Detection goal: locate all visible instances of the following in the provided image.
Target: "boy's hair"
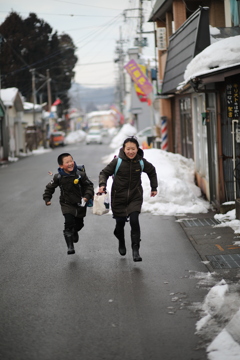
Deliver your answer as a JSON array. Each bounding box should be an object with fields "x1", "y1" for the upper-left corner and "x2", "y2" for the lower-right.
[
  {"x1": 57, "y1": 153, "x2": 72, "y2": 165},
  {"x1": 123, "y1": 136, "x2": 140, "y2": 149}
]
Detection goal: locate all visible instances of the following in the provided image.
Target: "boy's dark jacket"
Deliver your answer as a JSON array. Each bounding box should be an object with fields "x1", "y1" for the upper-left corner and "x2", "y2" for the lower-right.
[
  {"x1": 43, "y1": 163, "x2": 94, "y2": 218},
  {"x1": 99, "y1": 147, "x2": 158, "y2": 218}
]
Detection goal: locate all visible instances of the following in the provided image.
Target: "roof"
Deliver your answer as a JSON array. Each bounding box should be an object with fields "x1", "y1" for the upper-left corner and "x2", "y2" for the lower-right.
[
  {"x1": 192, "y1": 63, "x2": 240, "y2": 85},
  {"x1": 161, "y1": 7, "x2": 210, "y2": 94},
  {"x1": 183, "y1": 35, "x2": 240, "y2": 85},
  {"x1": 24, "y1": 102, "x2": 42, "y2": 113},
  {"x1": 0, "y1": 87, "x2": 24, "y2": 111},
  {"x1": 148, "y1": 0, "x2": 172, "y2": 22}
]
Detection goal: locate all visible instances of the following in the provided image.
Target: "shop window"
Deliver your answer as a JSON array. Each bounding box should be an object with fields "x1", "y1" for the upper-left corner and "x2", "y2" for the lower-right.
[{"x1": 179, "y1": 97, "x2": 193, "y2": 159}]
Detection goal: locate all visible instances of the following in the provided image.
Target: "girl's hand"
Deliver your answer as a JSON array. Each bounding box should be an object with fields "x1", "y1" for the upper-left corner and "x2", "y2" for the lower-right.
[
  {"x1": 98, "y1": 186, "x2": 105, "y2": 194},
  {"x1": 46, "y1": 201, "x2": 51, "y2": 206},
  {"x1": 150, "y1": 191, "x2": 157, "y2": 197}
]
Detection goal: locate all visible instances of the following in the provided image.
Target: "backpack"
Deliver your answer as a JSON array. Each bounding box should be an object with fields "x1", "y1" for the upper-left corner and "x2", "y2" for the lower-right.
[
  {"x1": 114, "y1": 157, "x2": 144, "y2": 177},
  {"x1": 57, "y1": 165, "x2": 85, "y2": 182}
]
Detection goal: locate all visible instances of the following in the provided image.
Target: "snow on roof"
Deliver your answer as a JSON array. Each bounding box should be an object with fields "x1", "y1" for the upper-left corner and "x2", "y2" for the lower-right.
[
  {"x1": 0, "y1": 87, "x2": 20, "y2": 106},
  {"x1": 24, "y1": 102, "x2": 42, "y2": 111},
  {"x1": 183, "y1": 35, "x2": 240, "y2": 84},
  {"x1": 86, "y1": 110, "x2": 116, "y2": 119}
]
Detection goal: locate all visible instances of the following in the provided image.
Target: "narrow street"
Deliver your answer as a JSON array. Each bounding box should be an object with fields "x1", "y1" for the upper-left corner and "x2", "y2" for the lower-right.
[{"x1": 0, "y1": 141, "x2": 209, "y2": 360}]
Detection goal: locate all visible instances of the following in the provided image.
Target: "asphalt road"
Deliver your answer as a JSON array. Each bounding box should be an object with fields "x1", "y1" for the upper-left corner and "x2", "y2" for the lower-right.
[{"x1": 0, "y1": 139, "x2": 209, "y2": 360}]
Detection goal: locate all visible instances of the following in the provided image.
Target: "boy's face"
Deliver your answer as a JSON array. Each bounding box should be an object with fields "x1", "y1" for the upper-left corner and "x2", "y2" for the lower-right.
[{"x1": 60, "y1": 155, "x2": 74, "y2": 173}]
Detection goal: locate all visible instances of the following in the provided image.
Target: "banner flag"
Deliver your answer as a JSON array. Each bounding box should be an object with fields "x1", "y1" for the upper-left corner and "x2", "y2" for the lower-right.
[
  {"x1": 124, "y1": 59, "x2": 153, "y2": 96},
  {"x1": 52, "y1": 98, "x2": 62, "y2": 106},
  {"x1": 134, "y1": 64, "x2": 148, "y2": 102}
]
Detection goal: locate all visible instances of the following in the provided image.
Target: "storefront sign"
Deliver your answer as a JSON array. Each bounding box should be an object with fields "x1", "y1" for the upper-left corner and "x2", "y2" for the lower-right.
[{"x1": 226, "y1": 83, "x2": 239, "y2": 118}]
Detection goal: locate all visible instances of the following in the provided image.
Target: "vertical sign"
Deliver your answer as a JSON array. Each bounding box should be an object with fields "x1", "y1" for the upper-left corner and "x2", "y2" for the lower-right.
[
  {"x1": 233, "y1": 83, "x2": 239, "y2": 119},
  {"x1": 226, "y1": 83, "x2": 239, "y2": 118}
]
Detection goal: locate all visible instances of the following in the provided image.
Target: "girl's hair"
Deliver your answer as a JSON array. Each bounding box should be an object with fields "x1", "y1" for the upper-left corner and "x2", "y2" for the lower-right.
[
  {"x1": 57, "y1": 153, "x2": 72, "y2": 165},
  {"x1": 123, "y1": 136, "x2": 139, "y2": 149}
]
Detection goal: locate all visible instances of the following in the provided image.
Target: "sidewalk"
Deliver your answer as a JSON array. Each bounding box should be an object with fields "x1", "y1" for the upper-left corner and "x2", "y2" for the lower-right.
[{"x1": 176, "y1": 210, "x2": 240, "y2": 280}]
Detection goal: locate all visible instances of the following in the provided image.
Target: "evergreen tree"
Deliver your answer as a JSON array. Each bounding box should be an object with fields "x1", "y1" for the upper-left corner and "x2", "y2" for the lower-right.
[{"x1": 0, "y1": 11, "x2": 78, "y2": 112}]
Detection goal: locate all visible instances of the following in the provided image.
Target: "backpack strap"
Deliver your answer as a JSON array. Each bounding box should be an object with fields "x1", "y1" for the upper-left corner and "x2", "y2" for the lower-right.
[
  {"x1": 114, "y1": 158, "x2": 122, "y2": 176},
  {"x1": 114, "y1": 158, "x2": 144, "y2": 177},
  {"x1": 57, "y1": 164, "x2": 85, "y2": 183},
  {"x1": 77, "y1": 165, "x2": 85, "y2": 172},
  {"x1": 139, "y1": 159, "x2": 144, "y2": 172}
]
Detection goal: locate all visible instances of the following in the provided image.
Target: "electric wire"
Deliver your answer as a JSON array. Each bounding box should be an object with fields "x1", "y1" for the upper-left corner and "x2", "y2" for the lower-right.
[
  {"x1": 52, "y1": 0, "x2": 124, "y2": 11},
  {"x1": 1, "y1": 12, "x2": 123, "y2": 82},
  {"x1": 0, "y1": 11, "x2": 116, "y2": 18}
]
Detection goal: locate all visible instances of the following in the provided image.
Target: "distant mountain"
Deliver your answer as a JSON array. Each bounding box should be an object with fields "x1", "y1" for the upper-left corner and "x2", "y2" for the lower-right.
[{"x1": 68, "y1": 82, "x2": 115, "y2": 112}]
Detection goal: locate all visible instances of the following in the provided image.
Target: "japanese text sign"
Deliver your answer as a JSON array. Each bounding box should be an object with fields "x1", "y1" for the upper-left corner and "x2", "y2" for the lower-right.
[
  {"x1": 124, "y1": 59, "x2": 153, "y2": 96},
  {"x1": 226, "y1": 83, "x2": 239, "y2": 119}
]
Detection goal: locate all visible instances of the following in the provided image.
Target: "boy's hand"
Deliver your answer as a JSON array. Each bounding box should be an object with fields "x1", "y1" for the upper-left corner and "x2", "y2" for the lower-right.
[
  {"x1": 46, "y1": 201, "x2": 51, "y2": 206},
  {"x1": 83, "y1": 197, "x2": 88, "y2": 202},
  {"x1": 98, "y1": 186, "x2": 105, "y2": 194}
]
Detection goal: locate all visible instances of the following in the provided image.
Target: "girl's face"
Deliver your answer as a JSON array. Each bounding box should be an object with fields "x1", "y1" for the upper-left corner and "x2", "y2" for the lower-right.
[
  {"x1": 124, "y1": 141, "x2": 138, "y2": 159},
  {"x1": 60, "y1": 155, "x2": 74, "y2": 173}
]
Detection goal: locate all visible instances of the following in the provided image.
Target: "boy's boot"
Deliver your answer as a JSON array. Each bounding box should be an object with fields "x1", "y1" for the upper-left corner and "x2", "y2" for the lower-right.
[
  {"x1": 114, "y1": 228, "x2": 126, "y2": 256},
  {"x1": 63, "y1": 230, "x2": 75, "y2": 255},
  {"x1": 131, "y1": 232, "x2": 142, "y2": 262},
  {"x1": 73, "y1": 232, "x2": 79, "y2": 243}
]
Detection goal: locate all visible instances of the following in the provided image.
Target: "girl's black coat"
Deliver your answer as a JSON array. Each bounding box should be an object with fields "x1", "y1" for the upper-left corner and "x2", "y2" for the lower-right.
[
  {"x1": 99, "y1": 148, "x2": 158, "y2": 217},
  {"x1": 43, "y1": 170, "x2": 94, "y2": 218}
]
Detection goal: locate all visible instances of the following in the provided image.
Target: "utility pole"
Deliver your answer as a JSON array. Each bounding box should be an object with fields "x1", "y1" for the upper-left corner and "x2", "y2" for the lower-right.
[
  {"x1": 30, "y1": 68, "x2": 38, "y2": 149},
  {"x1": 138, "y1": 0, "x2": 143, "y2": 54},
  {"x1": 115, "y1": 27, "x2": 126, "y2": 115},
  {"x1": 30, "y1": 68, "x2": 36, "y2": 126},
  {"x1": 46, "y1": 69, "x2": 52, "y2": 112}
]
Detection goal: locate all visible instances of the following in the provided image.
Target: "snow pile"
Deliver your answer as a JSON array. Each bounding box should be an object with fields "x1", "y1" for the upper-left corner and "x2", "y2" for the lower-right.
[
  {"x1": 141, "y1": 148, "x2": 209, "y2": 215},
  {"x1": 184, "y1": 36, "x2": 240, "y2": 83},
  {"x1": 65, "y1": 129, "x2": 86, "y2": 144},
  {"x1": 214, "y1": 209, "x2": 240, "y2": 235},
  {"x1": 196, "y1": 279, "x2": 229, "y2": 332},
  {"x1": 208, "y1": 327, "x2": 240, "y2": 360},
  {"x1": 109, "y1": 123, "x2": 137, "y2": 149},
  {"x1": 192, "y1": 275, "x2": 240, "y2": 360}
]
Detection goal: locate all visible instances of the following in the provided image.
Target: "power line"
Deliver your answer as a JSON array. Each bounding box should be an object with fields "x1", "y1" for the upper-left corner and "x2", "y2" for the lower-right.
[
  {"x1": 75, "y1": 61, "x2": 113, "y2": 66},
  {"x1": 52, "y1": 0, "x2": 125, "y2": 11},
  {"x1": 0, "y1": 11, "x2": 116, "y2": 18},
  {"x1": 74, "y1": 14, "x2": 122, "y2": 46}
]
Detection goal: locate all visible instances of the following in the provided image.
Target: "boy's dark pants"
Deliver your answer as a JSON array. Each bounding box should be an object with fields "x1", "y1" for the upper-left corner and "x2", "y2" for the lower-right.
[{"x1": 63, "y1": 214, "x2": 84, "y2": 254}]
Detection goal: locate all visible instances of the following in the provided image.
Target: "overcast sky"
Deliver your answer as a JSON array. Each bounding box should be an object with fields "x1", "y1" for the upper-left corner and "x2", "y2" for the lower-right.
[{"x1": 0, "y1": 0, "x2": 156, "y2": 88}]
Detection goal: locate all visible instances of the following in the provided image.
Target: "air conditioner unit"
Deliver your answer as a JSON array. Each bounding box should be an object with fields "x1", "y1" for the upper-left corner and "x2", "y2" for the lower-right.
[{"x1": 156, "y1": 27, "x2": 166, "y2": 50}]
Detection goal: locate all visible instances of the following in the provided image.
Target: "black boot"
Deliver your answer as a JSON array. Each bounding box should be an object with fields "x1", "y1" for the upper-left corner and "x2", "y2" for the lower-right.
[
  {"x1": 114, "y1": 228, "x2": 126, "y2": 256},
  {"x1": 73, "y1": 232, "x2": 79, "y2": 243},
  {"x1": 131, "y1": 232, "x2": 142, "y2": 262},
  {"x1": 63, "y1": 230, "x2": 75, "y2": 255}
]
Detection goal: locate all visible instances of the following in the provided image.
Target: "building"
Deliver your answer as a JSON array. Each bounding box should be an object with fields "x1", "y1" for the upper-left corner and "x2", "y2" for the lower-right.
[
  {"x1": 85, "y1": 110, "x2": 118, "y2": 129},
  {"x1": 0, "y1": 98, "x2": 6, "y2": 162},
  {"x1": 0, "y1": 87, "x2": 25, "y2": 158},
  {"x1": 149, "y1": 0, "x2": 240, "y2": 209}
]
